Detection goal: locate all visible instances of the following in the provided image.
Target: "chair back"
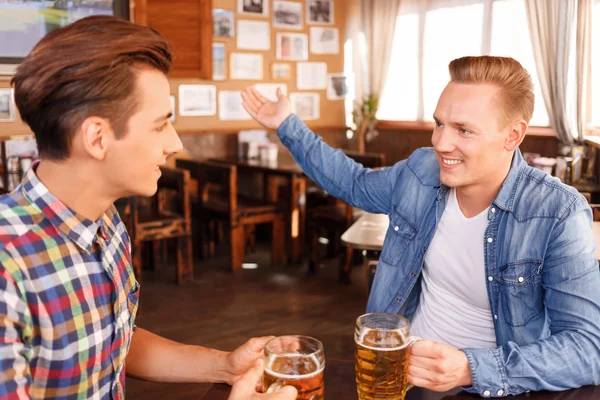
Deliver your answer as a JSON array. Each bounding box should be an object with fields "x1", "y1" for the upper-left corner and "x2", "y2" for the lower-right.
[{"x1": 176, "y1": 158, "x2": 238, "y2": 224}]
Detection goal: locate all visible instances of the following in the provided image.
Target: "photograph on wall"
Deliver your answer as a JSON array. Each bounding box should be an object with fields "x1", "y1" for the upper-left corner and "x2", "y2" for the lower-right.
[
  {"x1": 213, "y1": 43, "x2": 226, "y2": 80},
  {"x1": 219, "y1": 91, "x2": 252, "y2": 121},
  {"x1": 255, "y1": 84, "x2": 288, "y2": 102},
  {"x1": 273, "y1": 1, "x2": 302, "y2": 29},
  {"x1": 297, "y1": 62, "x2": 327, "y2": 90},
  {"x1": 230, "y1": 53, "x2": 263, "y2": 80},
  {"x1": 276, "y1": 32, "x2": 308, "y2": 61},
  {"x1": 213, "y1": 9, "x2": 235, "y2": 38},
  {"x1": 169, "y1": 95, "x2": 176, "y2": 123},
  {"x1": 289, "y1": 92, "x2": 320, "y2": 120},
  {"x1": 237, "y1": 20, "x2": 270, "y2": 51},
  {"x1": 238, "y1": 0, "x2": 268, "y2": 16},
  {"x1": 327, "y1": 73, "x2": 354, "y2": 100},
  {"x1": 178, "y1": 85, "x2": 216, "y2": 116},
  {"x1": 310, "y1": 27, "x2": 338, "y2": 54},
  {"x1": 0, "y1": 88, "x2": 15, "y2": 122},
  {"x1": 272, "y1": 63, "x2": 291, "y2": 80},
  {"x1": 307, "y1": 0, "x2": 334, "y2": 24}
]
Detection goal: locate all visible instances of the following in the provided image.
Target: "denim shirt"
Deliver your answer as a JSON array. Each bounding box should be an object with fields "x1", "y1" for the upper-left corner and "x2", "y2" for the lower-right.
[{"x1": 278, "y1": 114, "x2": 600, "y2": 397}]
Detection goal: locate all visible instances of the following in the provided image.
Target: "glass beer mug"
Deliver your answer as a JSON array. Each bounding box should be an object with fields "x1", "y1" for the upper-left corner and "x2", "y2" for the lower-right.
[
  {"x1": 354, "y1": 313, "x2": 419, "y2": 400},
  {"x1": 264, "y1": 335, "x2": 325, "y2": 400}
]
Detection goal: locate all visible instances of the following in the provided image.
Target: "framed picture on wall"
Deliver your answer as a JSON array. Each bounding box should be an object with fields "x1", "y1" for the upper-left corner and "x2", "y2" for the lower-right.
[
  {"x1": 0, "y1": 88, "x2": 15, "y2": 122},
  {"x1": 212, "y1": 43, "x2": 226, "y2": 80},
  {"x1": 307, "y1": 0, "x2": 334, "y2": 24},
  {"x1": 213, "y1": 9, "x2": 235, "y2": 38},
  {"x1": 327, "y1": 73, "x2": 354, "y2": 100},
  {"x1": 238, "y1": 0, "x2": 268, "y2": 16},
  {"x1": 289, "y1": 92, "x2": 320, "y2": 120},
  {"x1": 276, "y1": 33, "x2": 308, "y2": 61},
  {"x1": 230, "y1": 53, "x2": 263, "y2": 80},
  {"x1": 272, "y1": 63, "x2": 291, "y2": 80},
  {"x1": 273, "y1": 1, "x2": 303, "y2": 29},
  {"x1": 178, "y1": 85, "x2": 216, "y2": 116}
]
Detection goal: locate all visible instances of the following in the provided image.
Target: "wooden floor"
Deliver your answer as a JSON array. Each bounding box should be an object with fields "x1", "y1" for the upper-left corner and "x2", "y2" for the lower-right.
[{"x1": 126, "y1": 244, "x2": 369, "y2": 399}]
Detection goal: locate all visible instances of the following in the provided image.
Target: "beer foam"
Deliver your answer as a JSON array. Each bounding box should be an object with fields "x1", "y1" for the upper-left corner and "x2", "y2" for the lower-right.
[
  {"x1": 266, "y1": 354, "x2": 324, "y2": 380},
  {"x1": 356, "y1": 329, "x2": 409, "y2": 351}
]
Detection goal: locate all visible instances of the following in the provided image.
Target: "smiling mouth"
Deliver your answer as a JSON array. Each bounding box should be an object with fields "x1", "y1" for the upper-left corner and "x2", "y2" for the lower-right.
[{"x1": 441, "y1": 157, "x2": 463, "y2": 166}]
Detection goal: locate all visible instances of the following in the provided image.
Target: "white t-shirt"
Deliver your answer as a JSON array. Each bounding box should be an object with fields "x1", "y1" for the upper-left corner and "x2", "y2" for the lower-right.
[{"x1": 410, "y1": 188, "x2": 497, "y2": 349}]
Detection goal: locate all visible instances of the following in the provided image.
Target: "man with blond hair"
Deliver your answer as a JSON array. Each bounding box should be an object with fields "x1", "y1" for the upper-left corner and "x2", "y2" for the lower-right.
[{"x1": 241, "y1": 56, "x2": 600, "y2": 397}]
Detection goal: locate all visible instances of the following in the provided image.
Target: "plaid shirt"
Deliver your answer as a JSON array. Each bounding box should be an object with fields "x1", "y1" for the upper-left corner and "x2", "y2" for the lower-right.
[{"x1": 0, "y1": 162, "x2": 139, "y2": 399}]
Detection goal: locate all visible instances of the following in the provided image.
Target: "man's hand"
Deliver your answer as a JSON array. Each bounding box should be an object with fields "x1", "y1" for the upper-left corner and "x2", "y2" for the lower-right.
[
  {"x1": 407, "y1": 340, "x2": 472, "y2": 392},
  {"x1": 241, "y1": 86, "x2": 291, "y2": 130},
  {"x1": 226, "y1": 336, "x2": 274, "y2": 385},
  {"x1": 228, "y1": 362, "x2": 298, "y2": 400}
]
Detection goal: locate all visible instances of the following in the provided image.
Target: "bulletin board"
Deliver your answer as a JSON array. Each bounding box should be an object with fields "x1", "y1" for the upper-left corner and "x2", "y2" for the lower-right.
[{"x1": 0, "y1": 0, "x2": 348, "y2": 138}]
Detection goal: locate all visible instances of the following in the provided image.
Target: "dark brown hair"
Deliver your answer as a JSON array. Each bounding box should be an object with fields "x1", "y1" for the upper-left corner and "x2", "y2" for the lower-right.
[
  {"x1": 11, "y1": 16, "x2": 172, "y2": 160},
  {"x1": 449, "y1": 56, "x2": 534, "y2": 126}
]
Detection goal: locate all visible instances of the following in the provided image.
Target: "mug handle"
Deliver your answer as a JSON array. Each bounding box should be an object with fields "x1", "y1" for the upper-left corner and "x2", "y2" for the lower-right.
[{"x1": 406, "y1": 336, "x2": 422, "y2": 392}]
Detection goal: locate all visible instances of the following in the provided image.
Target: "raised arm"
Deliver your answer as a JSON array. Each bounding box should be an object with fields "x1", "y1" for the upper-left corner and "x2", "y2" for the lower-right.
[{"x1": 241, "y1": 87, "x2": 404, "y2": 215}]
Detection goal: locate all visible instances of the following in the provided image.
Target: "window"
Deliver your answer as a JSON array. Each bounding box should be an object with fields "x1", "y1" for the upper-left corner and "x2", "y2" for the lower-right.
[{"x1": 378, "y1": 0, "x2": 550, "y2": 126}]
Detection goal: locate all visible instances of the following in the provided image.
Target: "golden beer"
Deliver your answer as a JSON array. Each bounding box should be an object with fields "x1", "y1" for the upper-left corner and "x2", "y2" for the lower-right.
[
  {"x1": 264, "y1": 354, "x2": 325, "y2": 400},
  {"x1": 264, "y1": 335, "x2": 325, "y2": 400},
  {"x1": 354, "y1": 313, "x2": 416, "y2": 400}
]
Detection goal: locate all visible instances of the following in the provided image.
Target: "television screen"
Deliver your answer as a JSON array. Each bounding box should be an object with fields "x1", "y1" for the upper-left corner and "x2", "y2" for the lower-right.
[{"x1": 0, "y1": 1, "x2": 129, "y2": 74}]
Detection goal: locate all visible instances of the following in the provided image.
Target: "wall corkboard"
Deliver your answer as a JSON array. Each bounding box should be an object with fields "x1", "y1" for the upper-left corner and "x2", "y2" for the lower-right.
[{"x1": 0, "y1": 0, "x2": 347, "y2": 138}]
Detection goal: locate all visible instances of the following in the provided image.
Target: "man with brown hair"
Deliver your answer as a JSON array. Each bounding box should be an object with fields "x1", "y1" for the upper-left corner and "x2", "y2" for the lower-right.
[
  {"x1": 242, "y1": 55, "x2": 600, "y2": 397},
  {"x1": 0, "y1": 16, "x2": 295, "y2": 400}
]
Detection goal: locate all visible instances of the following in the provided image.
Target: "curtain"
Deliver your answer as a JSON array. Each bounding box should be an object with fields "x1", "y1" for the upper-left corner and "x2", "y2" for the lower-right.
[{"x1": 525, "y1": 0, "x2": 589, "y2": 144}]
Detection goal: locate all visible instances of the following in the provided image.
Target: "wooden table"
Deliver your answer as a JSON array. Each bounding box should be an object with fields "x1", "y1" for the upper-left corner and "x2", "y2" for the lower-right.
[
  {"x1": 198, "y1": 358, "x2": 600, "y2": 399},
  {"x1": 210, "y1": 157, "x2": 307, "y2": 264},
  {"x1": 341, "y1": 212, "x2": 388, "y2": 252}
]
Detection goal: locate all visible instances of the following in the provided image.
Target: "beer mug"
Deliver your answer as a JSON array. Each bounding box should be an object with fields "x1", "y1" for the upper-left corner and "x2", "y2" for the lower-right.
[
  {"x1": 354, "y1": 313, "x2": 419, "y2": 400},
  {"x1": 263, "y1": 335, "x2": 325, "y2": 400}
]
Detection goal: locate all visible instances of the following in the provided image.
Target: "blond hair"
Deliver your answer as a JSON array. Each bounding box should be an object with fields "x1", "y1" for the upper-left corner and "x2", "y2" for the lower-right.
[{"x1": 448, "y1": 56, "x2": 534, "y2": 126}]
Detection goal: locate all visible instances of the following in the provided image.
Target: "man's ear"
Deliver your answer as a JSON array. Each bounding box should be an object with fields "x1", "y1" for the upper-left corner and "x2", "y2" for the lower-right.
[
  {"x1": 504, "y1": 119, "x2": 528, "y2": 152},
  {"x1": 79, "y1": 117, "x2": 112, "y2": 160}
]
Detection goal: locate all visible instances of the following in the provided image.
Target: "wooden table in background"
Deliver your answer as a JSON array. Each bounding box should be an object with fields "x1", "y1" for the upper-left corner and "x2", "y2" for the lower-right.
[
  {"x1": 341, "y1": 212, "x2": 388, "y2": 292},
  {"x1": 198, "y1": 358, "x2": 600, "y2": 399},
  {"x1": 210, "y1": 157, "x2": 307, "y2": 264}
]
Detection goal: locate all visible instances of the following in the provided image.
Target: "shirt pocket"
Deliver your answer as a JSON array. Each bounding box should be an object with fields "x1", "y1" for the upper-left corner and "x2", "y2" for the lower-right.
[
  {"x1": 498, "y1": 260, "x2": 543, "y2": 327},
  {"x1": 380, "y1": 208, "x2": 417, "y2": 266}
]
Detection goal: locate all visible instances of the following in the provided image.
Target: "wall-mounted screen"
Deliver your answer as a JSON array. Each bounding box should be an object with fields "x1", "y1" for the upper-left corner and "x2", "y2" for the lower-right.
[{"x1": 0, "y1": 0, "x2": 130, "y2": 75}]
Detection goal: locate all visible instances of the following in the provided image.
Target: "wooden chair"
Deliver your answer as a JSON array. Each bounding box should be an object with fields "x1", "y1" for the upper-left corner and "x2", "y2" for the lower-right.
[
  {"x1": 128, "y1": 167, "x2": 193, "y2": 284},
  {"x1": 307, "y1": 150, "x2": 386, "y2": 282},
  {"x1": 176, "y1": 158, "x2": 285, "y2": 271}
]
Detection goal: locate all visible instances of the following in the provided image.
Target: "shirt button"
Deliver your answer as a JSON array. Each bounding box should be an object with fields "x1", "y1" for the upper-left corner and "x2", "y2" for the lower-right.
[
  {"x1": 394, "y1": 226, "x2": 399, "y2": 231},
  {"x1": 518, "y1": 276, "x2": 524, "y2": 283},
  {"x1": 491, "y1": 207, "x2": 496, "y2": 213},
  {"x1": 487, "y1": 237, "x2": 493, "y2": 243},
  {"x1": 497, "y1": 389, "x2": 504, "y2": 396},
  {"x1": 494, "y1": 314, "x2": 498, "y2": 320},
  {"x1": 395, "y1": 297, "x2": 402, "y2": 302},
  {"x1": 483, "y1": 390, "x2": 491, "y2": 397},
  {"x1": 488, "y1": 276, "x2": 493, "y2": 282}
]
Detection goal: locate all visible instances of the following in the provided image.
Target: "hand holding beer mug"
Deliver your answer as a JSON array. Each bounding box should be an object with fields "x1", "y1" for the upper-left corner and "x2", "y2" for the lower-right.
[
  {"x1": 264, "y1": 335, "x2": 325, "y2": 400},
  {"x1": 355, "y1": 313, "x2": 420, "y2": 400}
]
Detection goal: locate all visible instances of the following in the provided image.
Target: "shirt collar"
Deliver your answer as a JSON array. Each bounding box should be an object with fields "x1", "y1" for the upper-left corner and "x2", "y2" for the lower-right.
[
  {"x1": 20, "y1": 161, "x2": 103, "y2": 253},
  {"x1": 491, "y1": 148, "x2": 527, "y2": 213}
]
